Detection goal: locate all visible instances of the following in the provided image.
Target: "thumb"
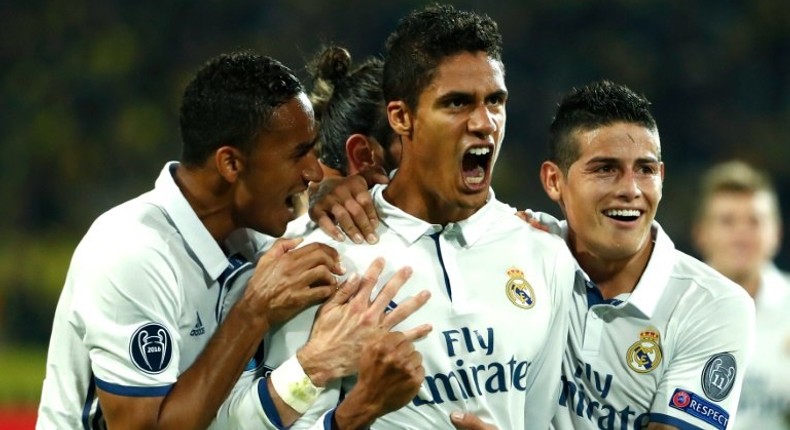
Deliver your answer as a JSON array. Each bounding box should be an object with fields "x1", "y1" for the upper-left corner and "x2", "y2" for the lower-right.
[{"x1": 450, "y1": 411, "x2": 496, "y2": 430}]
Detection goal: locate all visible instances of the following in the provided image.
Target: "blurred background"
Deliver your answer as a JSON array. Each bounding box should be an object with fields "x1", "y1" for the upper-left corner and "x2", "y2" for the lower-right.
[{"x1": 1, "y1": 0, "x2": 788, "y2": 421}]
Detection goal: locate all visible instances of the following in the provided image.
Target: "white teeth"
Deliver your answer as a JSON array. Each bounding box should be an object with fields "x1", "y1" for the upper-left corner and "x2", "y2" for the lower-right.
[
  {"x1": 465, "y1": 166, "x2": 485, "y2": 184},
  {"x1": 604, "y1": 209, "x2": 641, "y2": 217},
  {"x1": 467, "y1": 147, "x2": 491, "y2": 156}
]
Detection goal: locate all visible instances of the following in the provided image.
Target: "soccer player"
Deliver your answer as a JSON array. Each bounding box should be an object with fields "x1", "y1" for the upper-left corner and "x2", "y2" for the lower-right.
[
  {"x1": 268, "y1": 4, "x2": 576, "y2": 429},
  {"x1": 36, "y1": 51, "x2": 428, "y2": 430},
  {"x1": 294, "y1": 45, "x2": 398, "y2": 243},
  {"x1": 692, "y1": 160, "x2": 790, "y2": 429},
  {"x1": 312, "y1": 80, "x2": 758, "y2": 430},
  {"x1": 538, "y1": 80, "x2": 755, "y2": 430}
]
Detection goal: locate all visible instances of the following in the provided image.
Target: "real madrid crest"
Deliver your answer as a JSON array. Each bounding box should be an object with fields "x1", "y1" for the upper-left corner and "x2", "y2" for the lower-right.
[
  {"x1": 626, "y1": 327, "x2": 663, "y2": 373},
  {"x1": 505, "y1": 267, "x2": 535, "y2": 309}
]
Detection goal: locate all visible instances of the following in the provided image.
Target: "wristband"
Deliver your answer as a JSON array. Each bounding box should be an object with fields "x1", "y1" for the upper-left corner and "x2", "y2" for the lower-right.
[{"x1": 270, "y1": 354, "x2": 325, "y2": 414}]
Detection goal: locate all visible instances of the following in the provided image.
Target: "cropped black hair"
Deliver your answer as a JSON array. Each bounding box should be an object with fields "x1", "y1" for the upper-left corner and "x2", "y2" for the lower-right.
[
  {"x1": 549, "y1": 80, "x2": 658, "y2": 172},
  {"x1": 383, "y1": 3, "x2": 503, "y2": 110},
  {"x1": 179, "y1": 51, "x2": 303, "y2": 166}
]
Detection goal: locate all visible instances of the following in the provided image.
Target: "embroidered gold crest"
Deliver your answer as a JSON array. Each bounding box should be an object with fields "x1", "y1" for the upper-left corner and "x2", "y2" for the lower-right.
[
  {"x1": 626, "y1": 328, "x2": 663, "y2": 373},
  {"x1": 505, "y1": 267, "x2": 535, "y2": 309}
]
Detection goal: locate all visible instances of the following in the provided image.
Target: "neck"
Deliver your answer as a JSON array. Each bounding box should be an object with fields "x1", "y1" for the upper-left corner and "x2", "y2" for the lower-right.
[
  {"x1": 385, "y1": 170, "x2": 482, "y2": 225},
  {"x1": 175, "y1": 163, "x2": 236, "y2": 243},
  {"x1": 572, "y1": 239, "x2": 655, "y2": 300},
  {"x1": 727, "y1": 270, "x2": 762, "y2": 299}
]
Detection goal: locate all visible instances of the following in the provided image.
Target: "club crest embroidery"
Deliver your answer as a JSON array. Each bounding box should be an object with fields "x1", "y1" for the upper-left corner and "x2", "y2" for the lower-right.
[
  {"x1": 626, "y1": 328, "x2": 663, "y2": 373},
  {"x1": 129, "y1": 323, "x2": 173, "y2": 374},
  {"x1": 505, "y1": 267, "x2": 535, "y2": 309}
]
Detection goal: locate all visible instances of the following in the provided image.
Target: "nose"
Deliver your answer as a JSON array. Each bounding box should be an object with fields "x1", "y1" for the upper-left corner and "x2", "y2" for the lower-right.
[
  {"x1": 301, "y1": 152, "x2": 323, "y2": 183},
  {"x1": 468, "y1": 105, "x2": 498, "y2": 137},
  {"x1": 616, "y1": 170, "x2": 642, "y2": 200}
]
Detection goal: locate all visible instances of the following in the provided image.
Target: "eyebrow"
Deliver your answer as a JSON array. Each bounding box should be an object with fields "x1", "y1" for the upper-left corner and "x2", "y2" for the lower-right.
[{"x1": 585, "y1": 156, "x2": 660, "y2": 165}]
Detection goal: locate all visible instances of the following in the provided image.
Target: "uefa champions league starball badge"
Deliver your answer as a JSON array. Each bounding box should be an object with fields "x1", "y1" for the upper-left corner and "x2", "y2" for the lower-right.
[
  {"x1": 505, "y1": 267, "x2": 535, "y2": 309},
  {"x1": 626, "y1": 327, "x2": 663, "y2": 373}
]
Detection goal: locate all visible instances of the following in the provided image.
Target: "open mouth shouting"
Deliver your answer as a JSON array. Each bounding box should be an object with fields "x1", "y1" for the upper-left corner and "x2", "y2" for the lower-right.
[{"x1": 462, "y1": 145, "x2": 494, "y2": 191}]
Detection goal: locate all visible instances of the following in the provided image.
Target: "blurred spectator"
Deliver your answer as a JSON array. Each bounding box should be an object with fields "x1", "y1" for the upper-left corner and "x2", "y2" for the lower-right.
[{"x1": 692, "y1": 159, "x2": 790, "y2": 429}]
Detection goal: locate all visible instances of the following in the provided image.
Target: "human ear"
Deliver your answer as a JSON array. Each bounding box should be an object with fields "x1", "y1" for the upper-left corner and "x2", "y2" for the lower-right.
[
  {"x1": 345, "y1": 134, "x2": 376, "y2": 175},
  {"x1": 540, "y1": 161, "x2": 564, "y2": 203},
  {"x1": 387, "y1": 101, "x2": 412, "y2": 138},
  {"x1": 215, "y1": 146, "x2": 244, "y2": 183}
]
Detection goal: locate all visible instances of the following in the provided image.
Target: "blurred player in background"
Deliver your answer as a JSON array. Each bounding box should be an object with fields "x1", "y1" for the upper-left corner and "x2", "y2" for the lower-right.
[{"x1": 693, "y1": 159, "x2": 790, "y2": 429}]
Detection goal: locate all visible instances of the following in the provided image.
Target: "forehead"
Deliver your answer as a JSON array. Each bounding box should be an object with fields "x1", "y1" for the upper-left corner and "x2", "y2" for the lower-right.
[
  {"x1": 422, "y1": 51, "x2": 506, "y2": 98},
  {"x1": 574, "y1": 122, "x2": 660, "y2": 161},
  {"x1": 258, "y1": 93, "x2": 316, "y2": 148},
  {"x1": 707, "y1": 190, "x2": 776, "y2": 214}
]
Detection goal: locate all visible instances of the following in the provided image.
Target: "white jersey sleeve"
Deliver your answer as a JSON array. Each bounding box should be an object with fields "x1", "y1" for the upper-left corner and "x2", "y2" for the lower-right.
[
  {"x1": 649, "y1": 274, "x2": 756, "y2": 429},
  {"x1": 74, "y1": 241, "x2": 182, "y2": 395},
  {"x1": 212, "y1": 370, "x2": 286, "y2": 429}
]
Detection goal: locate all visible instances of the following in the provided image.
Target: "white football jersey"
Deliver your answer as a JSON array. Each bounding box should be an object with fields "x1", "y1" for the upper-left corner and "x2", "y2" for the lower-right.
[
  {"x1": 734, "y1": 263, "x2": 790, "y2": 429},
  {"x1": 264, "y1": 184, "x2": 576, "y2": 429},
  {"x1": 36, "y1": 162, "x2": 261, "y2": 430},
  {"x1": 552, "y1": 222, "x2": 756, "y2": 430}
]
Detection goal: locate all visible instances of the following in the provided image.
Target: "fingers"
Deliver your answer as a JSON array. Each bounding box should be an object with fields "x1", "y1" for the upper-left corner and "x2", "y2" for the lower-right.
[
  {"x1": 259, "y1": 237, "x2": 304, "y2": 262},
  {"x1": 382, "y1": 289, "x2": 430, "y2": 330},
  {"x1": 369, "y1": 266, "x2": 414, "y2": 316},
  {"x1": 348, "y1": 258, "x2": 385, "y2": 310},
  {"x1": 332, "y1": 202, "x2": 366, "y2": 245},
  {"x1": 401, "y1": 323, "x2": 433, "y2": 342},
  {"x1": 329, "y1": 273, "x2": 362, "y2": 305},
  {"x1": 308, "y1": 174, "x2": 380, "y2": 245},
  {"x1": 317, "y1": 215, "x2": 345, "y2": 242},
  {"x1": 296, "y1": 285, "x2": 335, "y2": 306},
  {"x1": 287, "y1": 243, "x2": 345, "y2": 276},
  {"x1": 450, "y1": 411, "x2": 498, "y2": 430},
  {"x1": 359, "y1": 165, "x2": 390, "y2": 187}
]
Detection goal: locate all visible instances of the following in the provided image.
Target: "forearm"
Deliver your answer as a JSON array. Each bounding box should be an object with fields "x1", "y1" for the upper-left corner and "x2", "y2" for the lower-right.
[
  {"x1": 332, "y1": 387, "x2": 381, "y2": 430},
  {"x1": 156, "y1": 302, "x2": 270, "y2": 429}
]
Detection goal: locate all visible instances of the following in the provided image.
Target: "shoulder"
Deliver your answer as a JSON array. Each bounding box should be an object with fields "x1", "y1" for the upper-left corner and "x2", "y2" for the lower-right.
[{"x1": 670, "y1": 251, "x2": 755, "y2": 319}]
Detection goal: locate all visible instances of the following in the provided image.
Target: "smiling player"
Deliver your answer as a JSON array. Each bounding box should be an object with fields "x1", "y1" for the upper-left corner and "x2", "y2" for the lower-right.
[{"x1": 540, "y1": 80, "x2": 755, "y2": 430}]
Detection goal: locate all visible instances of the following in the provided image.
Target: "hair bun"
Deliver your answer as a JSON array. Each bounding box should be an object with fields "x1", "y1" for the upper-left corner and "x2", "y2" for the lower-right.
[{"x1": 315, "y1": 46, "x2": 352, "y2": 84}]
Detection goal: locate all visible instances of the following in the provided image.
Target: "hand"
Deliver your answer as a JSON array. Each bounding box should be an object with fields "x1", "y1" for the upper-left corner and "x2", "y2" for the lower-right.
[
  {"x1": 307, "y1": 171, "x2": 387, "y2": 244},
  {"x1": 450, "y1": 411, "x2": 499, "y2": 430},
  {"x1": 240, "y1": 238, "x2": 344, "y2": 326},
  {"x1": 515, "y1": 210, "x2": 549, "y2": 232},
  {"x1": 333, "y1": 331, "x2": 427, "y2": 428},
  {"x1": 298, "y1": 257, "x2": 431, "y2": 386}
]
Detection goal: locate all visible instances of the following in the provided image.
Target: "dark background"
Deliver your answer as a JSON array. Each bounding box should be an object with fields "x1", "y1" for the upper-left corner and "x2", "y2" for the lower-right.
[{"x1": 1, "y1": 0, "x2": 788, "y2": 381}]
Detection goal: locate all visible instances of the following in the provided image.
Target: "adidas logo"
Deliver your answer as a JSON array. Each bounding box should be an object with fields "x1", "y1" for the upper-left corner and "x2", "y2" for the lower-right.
[{"x1": 190, "y1": 312, "x2": 205, "y2": 336}]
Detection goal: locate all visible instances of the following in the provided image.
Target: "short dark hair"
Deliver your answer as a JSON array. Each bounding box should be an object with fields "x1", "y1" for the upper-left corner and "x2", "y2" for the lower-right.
[
  {"x1": 179, "y1": 51, "x2": 303, "y2": 166},
  {"x1": 307, "y1": 46, "x2": 392, "y2": 175},
  {"x1": 548, "y1": 80, "x2": 658, "y2": 172},
  {"x1": 383, "y1": 3, "x2": 503, "y2": 110},
  {"x1": 695, "y1": 160, "x2": 781, "y2": 223}
]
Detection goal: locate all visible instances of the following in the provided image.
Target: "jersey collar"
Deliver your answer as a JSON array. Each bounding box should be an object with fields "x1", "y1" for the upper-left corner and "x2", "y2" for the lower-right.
[
  {"x1": 371, "y1": 183, "x2": 498, "y2": 247},
  {"x1": 154, "y1": 162, "x2": 238, "y2": 283},
  {"x1": 565, "y1": 221, "x2": 677, "y2": 317},
  {"x1": 623, "y1": 222, "x2": 677, "y2": 318}
]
